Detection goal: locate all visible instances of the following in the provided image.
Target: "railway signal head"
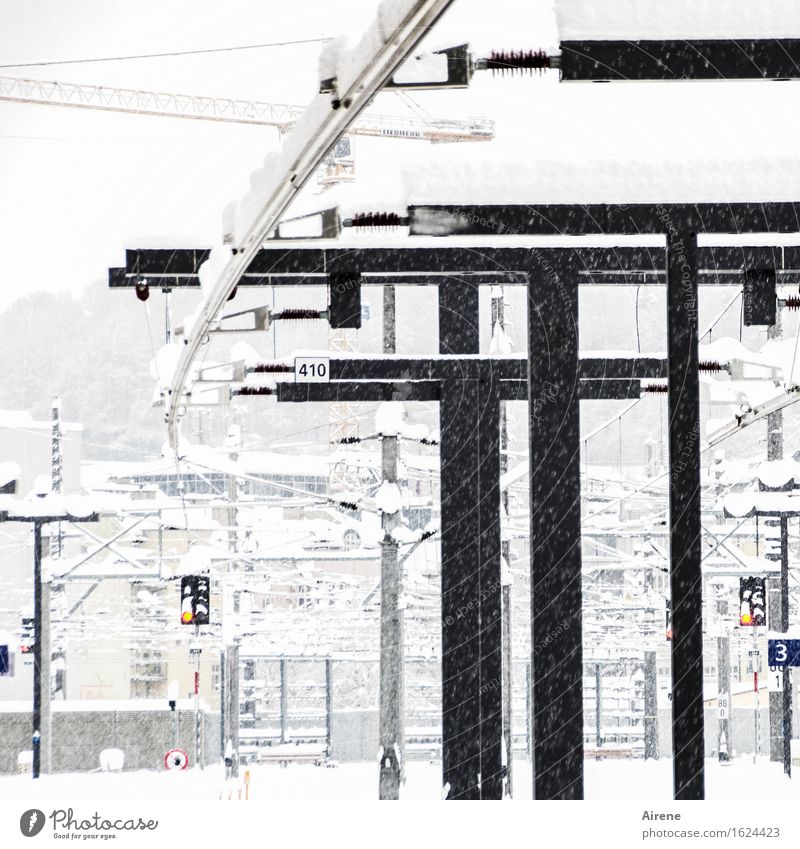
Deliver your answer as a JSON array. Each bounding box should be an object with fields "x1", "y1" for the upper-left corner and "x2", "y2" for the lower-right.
[
  {"x1": 180, "y1": 576, "x2": 196, "y2": 625},
  {"x1": 739, "y1": 576, "x2": 766, "y2": 627},
  {"x1": 193, "y1": 576, "x2": 210, "y2": 626},
  {"x1": 180, "y1": 575, "x2": 210, "y2": 626}
]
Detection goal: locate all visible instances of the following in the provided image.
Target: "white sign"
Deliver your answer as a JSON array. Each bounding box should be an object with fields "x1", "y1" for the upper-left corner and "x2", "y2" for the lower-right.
[
  {"x1": 295, "y1": 357, "x2": 330, "y2": 383},
  {"x1": 768, "y1": 666, "x2": 784, "y2": 692},
  {"x1": 717, "y1": 695, "x2": 729, "y2": 719}
]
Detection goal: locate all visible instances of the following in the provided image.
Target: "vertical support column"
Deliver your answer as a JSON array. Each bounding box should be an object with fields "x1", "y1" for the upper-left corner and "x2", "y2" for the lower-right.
[
  {"x1": 280, "y1": 658, "x2": 288, "y2": 744},
  {"x1": 383, "y1": 286, "x2": 396, "y2": 354},
  {"x1": 780, "y1": 517, "x2": 792, "y2": 777},
  {"x1": 595, "y1": 664, "x2": 603, "y2": 750},
  {"x1": 767, "y1": 308, "x2": 784, "y2": 763},
  {"x1": 440, "y1": 376, "x2": 481, "y2": 799},
  {"x1": 32, "y1": 521, "x2": 43, "y2": 779},
  {"x1": 526, "y1": 661, "x2": 532, "y2": 761},
  {"x1": 220, "y1": 649, "x2": 226, "y2": 761},
  {"x1": 477, "y1": 366, "x2": 503, "y2": 799},
  {"x1": 379, "y1": 286, "x2": 403, "y2": 800},
  {"x1": 438, "y1": 276, "x2": 503, "y2": 799},
  {"x1": 493, "y1": 285, "x2": 514, "y2": 797},
  {"x1": 644, "y1": 651, "x2": 659, "y2": 760},
  {"x1": 527, "y1": 252, "x2": 583, "y2": 799},
  {"x1": 40, "y1": 577, "x2": 52, "y2": 775},
  {"x1": 666, "y1": 226, "x2": 705, "y2": 800},
  {"x1": 439, "y1": 279, "x2": 479, "y2": 354},
  {"x1": 379, "y1": 429, "x2": 403, "y2": 800},
  {"x1": 325, "y1": 658, "x2": 333, "y2": 761},
  {"x1": 717, "y1": 633, "x2": 731, "y2": 762},
  {"x1": 229, "y1": 644, "x2": 239, "y2": 778},
  {"x1": 715, "y1": 583, "x2": 731, "y2": 763}
]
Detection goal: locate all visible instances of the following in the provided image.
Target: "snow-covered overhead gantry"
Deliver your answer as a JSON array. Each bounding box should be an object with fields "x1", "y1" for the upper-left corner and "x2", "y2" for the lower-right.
[{"x1": 158, "y1": 0, "x2": 460, "y2": 451}]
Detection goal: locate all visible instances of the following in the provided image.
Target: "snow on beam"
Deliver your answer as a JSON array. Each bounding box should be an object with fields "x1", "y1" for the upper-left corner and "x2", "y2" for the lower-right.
[
  {"x1": 556, "y1": 0, "x2": 800, "y2": 41},
  {"x1": 409, "y1": 203, "x2": 800, "y2": 234}
]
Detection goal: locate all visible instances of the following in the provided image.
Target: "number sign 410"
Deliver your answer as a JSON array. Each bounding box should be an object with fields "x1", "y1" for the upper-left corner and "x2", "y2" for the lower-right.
[{"x1": 295, "y1": 357, "x2": 330, "y2": 383}]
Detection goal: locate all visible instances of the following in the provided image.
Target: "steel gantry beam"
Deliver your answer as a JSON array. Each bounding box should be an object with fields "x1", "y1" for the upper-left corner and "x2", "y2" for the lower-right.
[
  {"x1": 276, "y1": 359, "x2": 641, "y2": 800},
  {"x1": 527, "y1": 252, "x2": 583, "y2": 799},
  {"x1": 559, "y1": 39, "x2": 800, "y2": 83},
  {"x1": 111, "y1": 201, "x2": 800, "y2": 801},
  {"x1": 113, "y1": 243, "x2": 800, "y2": 288}
]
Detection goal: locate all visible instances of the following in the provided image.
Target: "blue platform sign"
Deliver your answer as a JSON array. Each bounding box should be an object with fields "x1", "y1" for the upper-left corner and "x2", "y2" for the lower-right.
[
  {"x1": 0, "y1": 645, "x2": 9, "y2": 676},
  {"x1": 768, "y1": 639, "x2": 800, "y2": 667}
]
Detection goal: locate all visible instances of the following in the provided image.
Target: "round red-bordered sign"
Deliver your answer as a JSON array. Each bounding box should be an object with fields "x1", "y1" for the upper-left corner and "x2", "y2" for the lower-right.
[{"x1": 164, "y1": 748, "x2": 189, "y2": 770}]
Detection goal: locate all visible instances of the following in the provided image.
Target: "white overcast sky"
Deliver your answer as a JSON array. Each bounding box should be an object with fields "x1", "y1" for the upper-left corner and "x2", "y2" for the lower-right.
[
  {"x1": 4, "y1": 1, "x2": 800, "y2": 312},
  {"x1": 0, "y1": 0, "x2": 555, "y2": 311}
]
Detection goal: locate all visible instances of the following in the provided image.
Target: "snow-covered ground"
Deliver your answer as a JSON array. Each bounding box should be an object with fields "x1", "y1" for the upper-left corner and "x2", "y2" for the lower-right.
[{"x1": 1, "y1": 758, "x2": 796, "y2": 801}]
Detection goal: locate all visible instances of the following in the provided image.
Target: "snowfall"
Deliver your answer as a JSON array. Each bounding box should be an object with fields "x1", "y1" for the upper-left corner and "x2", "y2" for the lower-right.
[{"x1": 7, "y1": 0, "x2": 800, "y2": 830}]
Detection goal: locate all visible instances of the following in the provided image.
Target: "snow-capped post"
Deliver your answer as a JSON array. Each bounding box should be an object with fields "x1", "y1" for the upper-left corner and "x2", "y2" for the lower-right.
[
  {"x1": 376, "y1": 401, "x2": 404, "y2": 800},
  {"x1": 527, "y1": 252, "x2": 584, "y2": 800},
  {"x1": 666, "y1": 223, "x2": 705, "y2": 799}
]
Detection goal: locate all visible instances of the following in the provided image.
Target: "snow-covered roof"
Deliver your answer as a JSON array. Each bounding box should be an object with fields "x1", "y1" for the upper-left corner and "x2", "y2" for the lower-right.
[{"x1": 555, "y1": 0, "x2": 800, "y2": 40}]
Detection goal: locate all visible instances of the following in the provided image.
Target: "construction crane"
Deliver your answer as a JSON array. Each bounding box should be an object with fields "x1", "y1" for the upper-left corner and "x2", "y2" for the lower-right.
[{"x1": 0, "y1": 75, "x2": 494, "y2": 143}]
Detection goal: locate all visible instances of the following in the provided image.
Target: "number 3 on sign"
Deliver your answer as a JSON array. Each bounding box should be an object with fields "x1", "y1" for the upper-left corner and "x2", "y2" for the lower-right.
[{"x1": 295, "y1": 357, "x2": 330, "y2": 383}]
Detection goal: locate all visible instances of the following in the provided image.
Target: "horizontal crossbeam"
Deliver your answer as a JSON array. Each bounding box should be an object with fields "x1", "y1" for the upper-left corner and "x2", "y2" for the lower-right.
[
  {"x1": 111, "y1": 244, "x2": 800, "y2": 287},
  {"x1": 276, "y1": 377, "x2": 644, "y2": 403},
  {"x1": 408, "y1": 204, "x2": 800, "y2": 237},
  {"x1": 270, "y1": 356, "x2": 666, "y2": 382},
  {"x1": 560, "y1": 39, "x2": 800, "y2": 82}
]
